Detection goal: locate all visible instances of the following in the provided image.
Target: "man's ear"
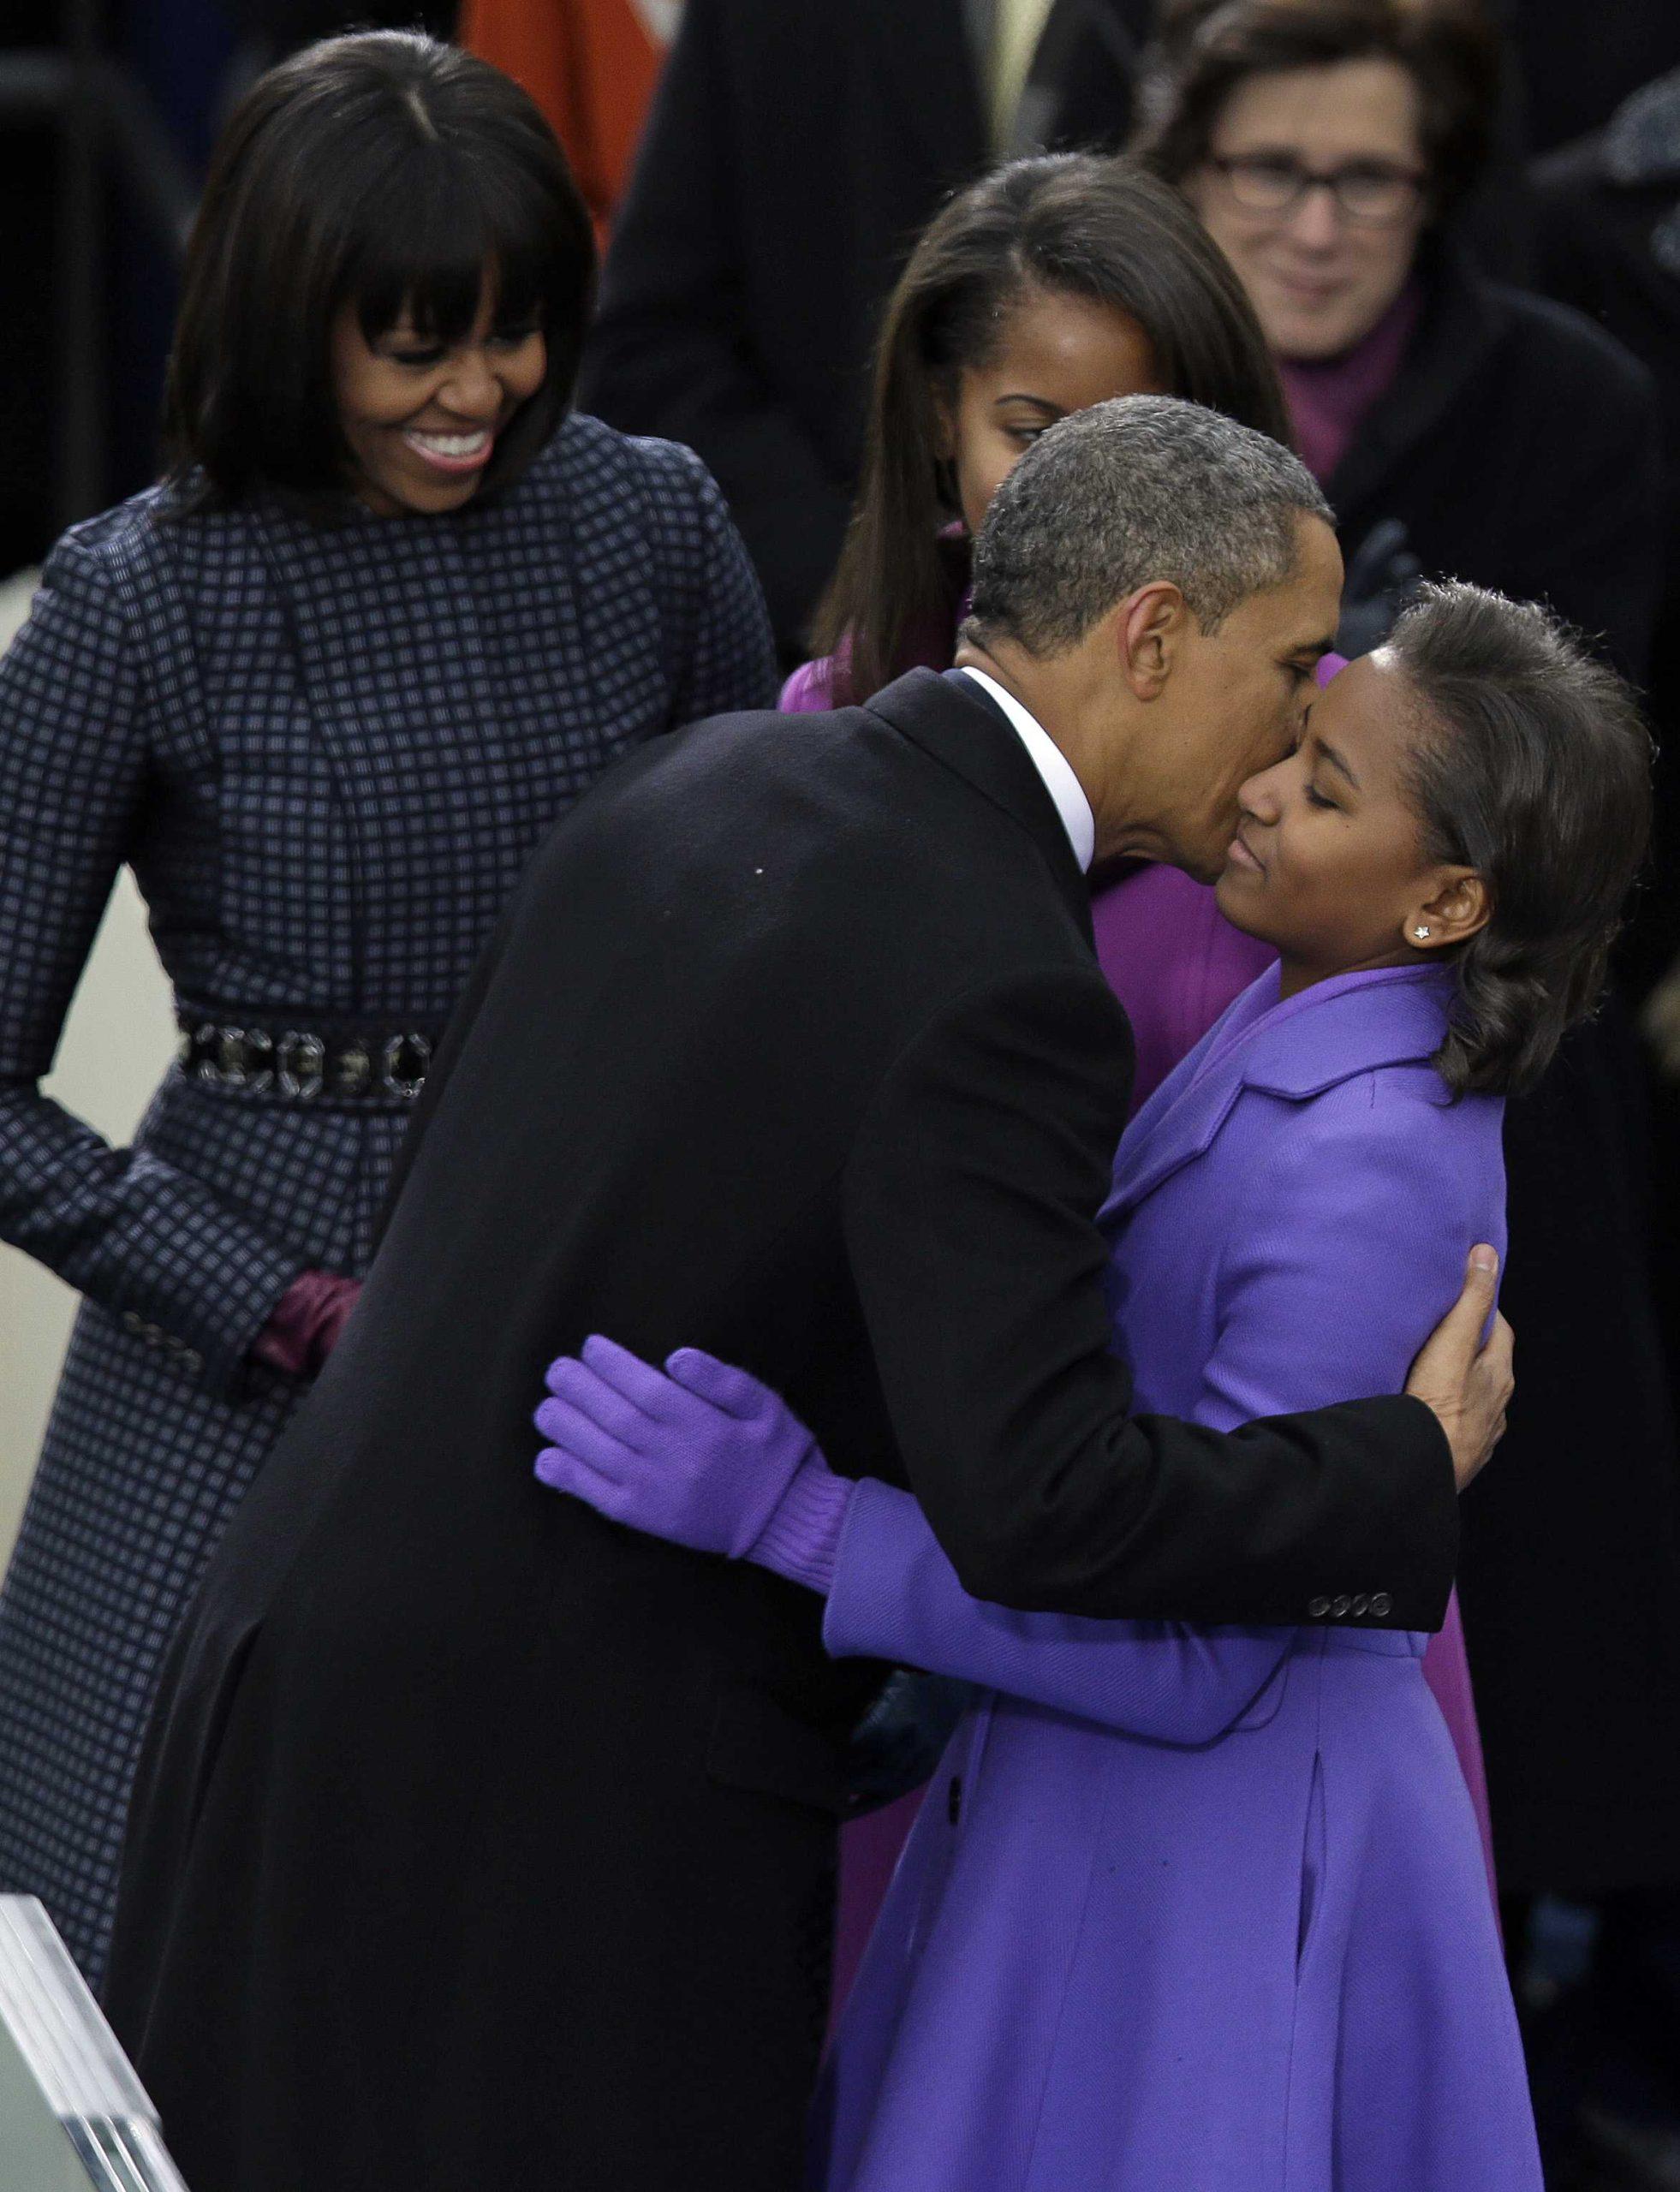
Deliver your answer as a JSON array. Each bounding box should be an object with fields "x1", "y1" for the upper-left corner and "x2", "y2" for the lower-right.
[
  {"x1": 1404, "y1": 868, "x2": 1491, "y2": 954},
  {"x1": 1117, "y1": 581, "x2": 1189, "y2": 700}
]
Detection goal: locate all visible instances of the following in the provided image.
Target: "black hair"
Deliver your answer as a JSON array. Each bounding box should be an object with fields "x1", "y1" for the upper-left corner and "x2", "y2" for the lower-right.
[
  {"x1": 163, "y1": 30, "x2": 595, "y2": 510},
  {"x1": 1387, "y1": 582, "x2": 1653, "y2": 1097},
  {"x1": 813, "y1": 153, "x2": 1290, "y2": 702},
  {"x1": 1135, "y1": 0, "x2": 1501, "y2": 219}
]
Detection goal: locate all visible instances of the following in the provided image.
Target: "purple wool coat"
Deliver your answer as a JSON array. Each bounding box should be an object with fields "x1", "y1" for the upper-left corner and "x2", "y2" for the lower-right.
[{"x1": 811, "y1": 965, "x2": 1540, "y2": 2192}]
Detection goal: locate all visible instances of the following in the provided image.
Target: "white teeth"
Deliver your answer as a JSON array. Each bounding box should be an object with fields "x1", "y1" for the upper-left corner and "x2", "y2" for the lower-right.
[{"x1": 405, "y1": 429, "x2": 491, "y2": 458}]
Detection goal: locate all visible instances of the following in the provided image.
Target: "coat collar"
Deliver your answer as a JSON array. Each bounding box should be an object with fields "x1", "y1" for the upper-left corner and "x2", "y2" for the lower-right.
[
  {"x1": 1326, "y1": 241, "x2": 1508, "y2": 519},
  {"x1": 1103, "y1": 964, "x2": 1454, "y2": 1223},
  {"x1": 864, "y1": 666, "x2": 1093, "y2": 942}
]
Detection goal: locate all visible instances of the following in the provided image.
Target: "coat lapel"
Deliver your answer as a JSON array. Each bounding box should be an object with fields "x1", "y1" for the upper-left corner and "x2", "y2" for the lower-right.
[
  {"x1": 1103, "y1": 968, "x2": 1454, "y2": 1225},
  {"x1": 864, "y1": 667, "x2": 1093, "y2": 941},
  {"x1": 1326, "y1": 244, "x2": 1505, "y2": 519}
]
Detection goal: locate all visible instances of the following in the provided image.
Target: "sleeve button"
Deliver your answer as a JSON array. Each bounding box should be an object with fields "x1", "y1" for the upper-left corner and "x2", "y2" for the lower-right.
[
  {"x1": 1331, "y1": 1594, "x2": 1352, "y2": 1617},
  {"x1": 1350, "y1": 1594, "x2": 1370, "y2": 1617},
  {"x1": 1307, "y1": 1595, "x2": 1331, "y2": 1618},
  {"x1": 1370, "y1": 1592, "x2": 1392, "y2": 1617}
]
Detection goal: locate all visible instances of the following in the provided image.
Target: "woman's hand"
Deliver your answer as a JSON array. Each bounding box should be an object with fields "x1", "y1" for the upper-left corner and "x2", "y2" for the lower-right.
[
  {"x1": 533, "y1": 1336, "x2": 832, "y2": 1561},
  {"x1": 250, "y1": 1271, "x2": 362, "y2": 1378}
]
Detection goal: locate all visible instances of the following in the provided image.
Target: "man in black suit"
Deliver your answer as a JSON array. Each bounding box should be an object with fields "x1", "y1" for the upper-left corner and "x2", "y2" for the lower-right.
[
  {"x1": 104, "y1": 399, "x2": 1510, "y2": 2192},
  {"x1": 581, "y1": 0, "x2": 1154, "y2": 655}
]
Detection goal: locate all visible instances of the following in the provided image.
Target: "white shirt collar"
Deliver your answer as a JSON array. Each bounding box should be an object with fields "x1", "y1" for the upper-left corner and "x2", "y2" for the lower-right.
[{"x1": 959, "y1": 667, "x2": 1095, "y2": 873}]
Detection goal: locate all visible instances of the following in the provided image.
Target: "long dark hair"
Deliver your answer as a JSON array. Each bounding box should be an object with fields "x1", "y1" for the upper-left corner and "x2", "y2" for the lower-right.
[
  {"x1": 1136, "y1": 0, "x2": 1500, "y2": 219},
  {"x1": 1388, "y1": 582, "x2": 1653, "y2": 1098},
  {"x1": 164, "y1": 31, "x2": 595, "y2": 511},
  {"x1": 814, "y1": 153, "x2": 1289, "y2": 702}
]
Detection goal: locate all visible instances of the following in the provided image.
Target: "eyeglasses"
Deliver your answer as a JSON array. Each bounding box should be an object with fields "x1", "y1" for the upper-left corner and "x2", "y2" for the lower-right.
[{"x1": 1206, "y1": 153, "x2": 1427, "y2": 228}]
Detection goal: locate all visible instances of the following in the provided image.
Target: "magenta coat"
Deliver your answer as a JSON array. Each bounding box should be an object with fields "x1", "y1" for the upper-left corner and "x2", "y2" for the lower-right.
[{"x1": 812, "y1": 966, "x2": 1539, "y2": 2191}]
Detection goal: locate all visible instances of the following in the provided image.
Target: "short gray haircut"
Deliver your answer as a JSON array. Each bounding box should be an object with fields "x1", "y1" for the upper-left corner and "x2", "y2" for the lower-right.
[{"x1": 967, "y1": 394, "x2": 1333, "y2": 654}]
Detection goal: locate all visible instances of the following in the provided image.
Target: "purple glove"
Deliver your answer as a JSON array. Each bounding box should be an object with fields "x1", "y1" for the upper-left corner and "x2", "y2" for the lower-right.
[
  {"x1": 533, "y1": 1336, "x2": 854, "y2": 1590},
  {"x1": 251, "y1": 1271, "x2": 362, "y2": 1377}
]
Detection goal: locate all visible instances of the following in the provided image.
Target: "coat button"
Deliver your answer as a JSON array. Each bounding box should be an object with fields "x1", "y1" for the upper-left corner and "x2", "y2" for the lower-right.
[
  {"x1": 1331, "y1": 1594, "x2": 1352, "y2": 1617},
  {"x1": 946, "y1": 1776, "x2": 962, "y2": 1827},
  {"x1": 1308, "y1": 1595, "x2": 1331, "y2": 1618},
  {"x1": 1350, "y1": 1594, "x2": 1370, "y2": 1617},
  {"x1": 1369, "y1": 1592, "x2": 1392, "y2": 1617},
  {"x1": 182, "y1": 1349, "x2": 204, "y2": 1376},
  {"x1": 121, "y1": 1310, "x2": 143, "y2": 1335},
  {"x1": 141, "y1": 1322, "x2": 164, "y2": 1347}
]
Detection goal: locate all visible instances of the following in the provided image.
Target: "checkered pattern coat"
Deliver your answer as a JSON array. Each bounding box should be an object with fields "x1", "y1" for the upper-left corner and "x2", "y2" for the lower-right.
[{"x1": 0, "y1": 414, "x2": 776, "y2": 1985}]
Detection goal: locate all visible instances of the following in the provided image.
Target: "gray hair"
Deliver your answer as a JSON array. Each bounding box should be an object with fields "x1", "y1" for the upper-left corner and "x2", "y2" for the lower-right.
[{"x1": 967, "y1": 393, "x2": 1332, "y2": 654}]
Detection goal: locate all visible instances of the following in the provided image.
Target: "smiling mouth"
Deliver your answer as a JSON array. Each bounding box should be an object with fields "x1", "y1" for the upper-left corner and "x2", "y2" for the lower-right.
[
  {"x1": 1265, "y1": 268, "x2": 1346, "y2": 305},
  {"x1": 1227, "y1": 828, "x2": 1266, "y2": 874},
  {"x1": 402, "y1": 426, "x2": 495, "y2": 475}
]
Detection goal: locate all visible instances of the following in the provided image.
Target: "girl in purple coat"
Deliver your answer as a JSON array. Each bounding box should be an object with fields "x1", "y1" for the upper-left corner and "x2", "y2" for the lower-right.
[{"x1": 533, "y1": 582, "x2": 1651, "y2": 2189}]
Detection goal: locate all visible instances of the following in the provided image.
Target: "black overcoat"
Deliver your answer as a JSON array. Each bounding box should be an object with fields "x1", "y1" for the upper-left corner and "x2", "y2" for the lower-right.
[{"x1": 104, "y1": 670, "x2": 1455, "y2": 2192}]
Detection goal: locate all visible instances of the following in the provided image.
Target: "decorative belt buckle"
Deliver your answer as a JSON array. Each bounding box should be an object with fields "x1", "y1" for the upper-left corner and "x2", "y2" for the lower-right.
[
  {"x1": 220, "y1": 1027, "x2": 274, "y2": 1093},
  {"x1": 378, "y1": 1032, "x2": 432, "y2": 1101},
  {"x1": 275, "y1": 1031, "x2": 326, "y2": 1102},
  {"x1": 330, "y1": 1039, "x2": 372, "y2": 1099}
]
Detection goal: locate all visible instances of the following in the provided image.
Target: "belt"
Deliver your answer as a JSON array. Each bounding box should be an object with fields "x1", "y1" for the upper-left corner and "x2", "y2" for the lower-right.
[{"x1": 176, "y1": 1011, "x2": 448, "y2": 1103}]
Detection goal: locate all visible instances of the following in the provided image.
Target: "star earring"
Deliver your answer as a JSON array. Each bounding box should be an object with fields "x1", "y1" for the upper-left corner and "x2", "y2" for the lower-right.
[{"x1": 1415, "y1": 926, "x2": 1431, "y2": 940}]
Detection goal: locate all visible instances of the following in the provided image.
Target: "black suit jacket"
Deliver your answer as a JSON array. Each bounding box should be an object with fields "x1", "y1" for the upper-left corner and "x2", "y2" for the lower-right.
[
  {"x1": 580, "y1": 0, "x2": 1148, "y2": 653},
  {"x1": 106, "y1": 670, "x2": 1454, "y2": 2192}
]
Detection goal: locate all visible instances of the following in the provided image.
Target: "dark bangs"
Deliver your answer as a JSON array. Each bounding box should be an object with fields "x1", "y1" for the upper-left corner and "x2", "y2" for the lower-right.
[
  {"x1": 351, "y1": 145, "x2": 556, "y2": 348},
  {"x1": 164, "y1": 31, "x2": 594, "y2": 511}
]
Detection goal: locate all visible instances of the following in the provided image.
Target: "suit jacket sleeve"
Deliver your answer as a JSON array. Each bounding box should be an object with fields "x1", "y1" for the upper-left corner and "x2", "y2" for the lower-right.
[
  {"x1": 0, "y1": 539, "x2": 303, "y2": 1397},
  {"x1": 840, "y1": 970, "x2": 1457, "y2": 1627},
  {"x1": 578, "y1": 0, "x2": 852, "y2": 648}
]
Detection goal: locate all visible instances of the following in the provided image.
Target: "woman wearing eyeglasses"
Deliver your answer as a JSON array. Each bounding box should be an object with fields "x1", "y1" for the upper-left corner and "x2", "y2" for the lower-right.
[
  {"x1": 1139, "y1": 0, "x2": 1680, "y2": 2016},
  {"x1": 1140, "y1": 0, "x2": 1661, "y2": 668}
]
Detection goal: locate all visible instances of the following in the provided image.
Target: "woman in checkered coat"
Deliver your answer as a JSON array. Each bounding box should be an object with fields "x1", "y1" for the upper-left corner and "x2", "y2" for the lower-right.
[{"x1": 0, "y1": 31, "x2": 775, "y2": 1987}]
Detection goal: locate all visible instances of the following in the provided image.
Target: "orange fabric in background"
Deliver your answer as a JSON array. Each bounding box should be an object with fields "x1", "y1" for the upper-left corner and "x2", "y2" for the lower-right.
[{"x1": 460, "y1": 0, "x2": 672, "y2": 246}]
